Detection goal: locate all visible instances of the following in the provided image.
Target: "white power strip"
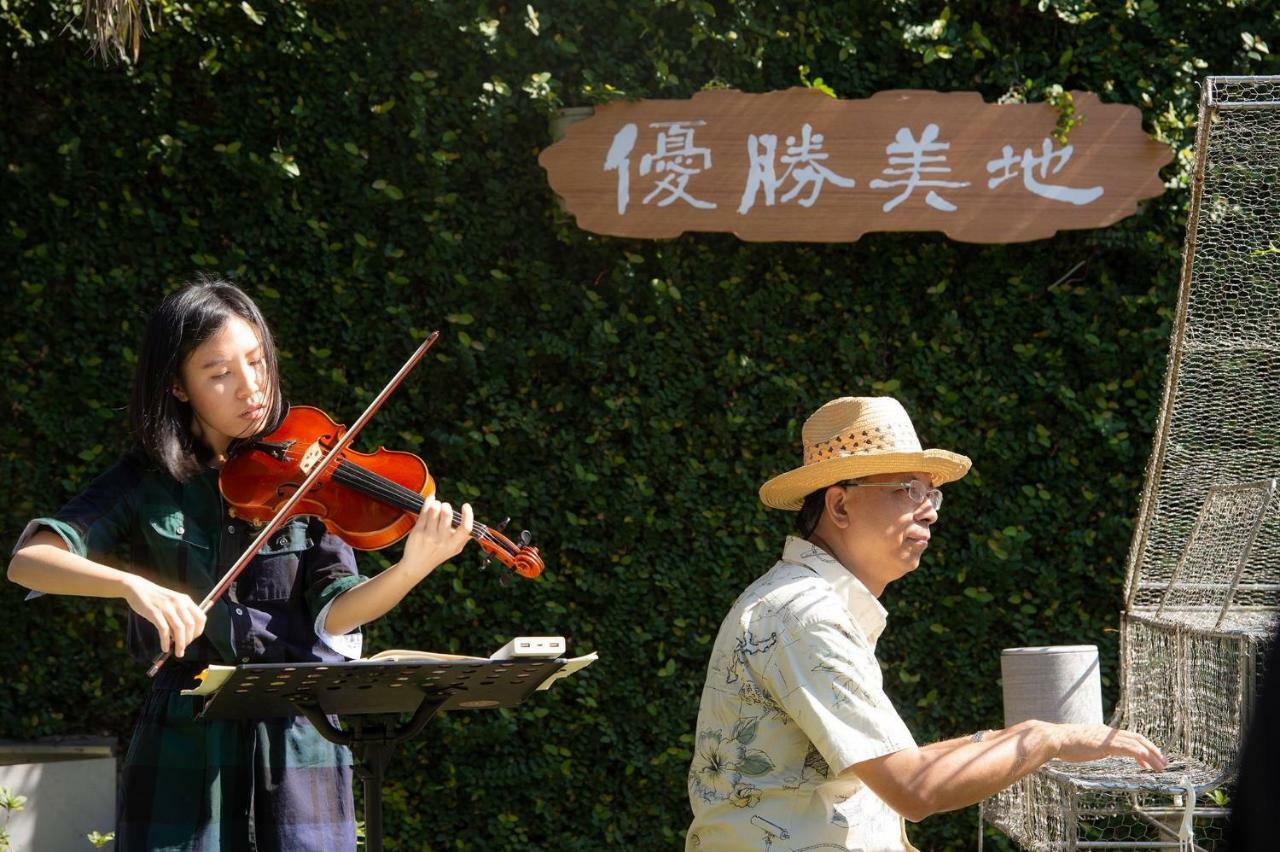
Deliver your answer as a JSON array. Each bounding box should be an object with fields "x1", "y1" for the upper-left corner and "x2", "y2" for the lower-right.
[{"x1": 489, "y1": 636, "x2": 566, "y2": 660}]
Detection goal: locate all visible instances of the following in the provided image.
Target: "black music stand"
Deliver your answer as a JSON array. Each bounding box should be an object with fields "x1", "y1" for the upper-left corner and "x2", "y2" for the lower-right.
[{"x1": 197, "y1": 657, "x2": 566, "y2": 852}]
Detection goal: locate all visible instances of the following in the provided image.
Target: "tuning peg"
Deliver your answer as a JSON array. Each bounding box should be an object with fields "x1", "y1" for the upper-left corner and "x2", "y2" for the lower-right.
[
  {"x1": 495, "y1": 516, "x2": 511, "y2": 533},
  {"x1": 519, "y1": 530, "x2": 532, "y2": 546},
  {"x1": 479, "y1": 554, "x2": 492, "y2": 571}
]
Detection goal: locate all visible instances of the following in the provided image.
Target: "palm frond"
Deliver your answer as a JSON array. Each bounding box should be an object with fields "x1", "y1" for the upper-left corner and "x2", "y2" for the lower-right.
[{"x1": 81, "y1": 0, "x2": 154, "y2": 63}]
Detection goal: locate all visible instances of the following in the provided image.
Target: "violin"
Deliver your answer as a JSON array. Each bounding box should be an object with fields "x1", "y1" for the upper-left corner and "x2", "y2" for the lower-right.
[{"x1": 220, "y1": 404, "x2": 543, "y2": 579}]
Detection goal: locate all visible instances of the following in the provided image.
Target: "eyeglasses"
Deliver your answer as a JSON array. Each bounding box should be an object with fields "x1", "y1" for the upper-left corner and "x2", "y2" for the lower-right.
[{"x1": 837, "y1": 479, "x2": 943, "y2": 511}]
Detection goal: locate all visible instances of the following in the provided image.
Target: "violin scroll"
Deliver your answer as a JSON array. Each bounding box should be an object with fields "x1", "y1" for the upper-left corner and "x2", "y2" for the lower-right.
[{"x1": 474, "y1": 523, "x2": 543, "y2": 579}]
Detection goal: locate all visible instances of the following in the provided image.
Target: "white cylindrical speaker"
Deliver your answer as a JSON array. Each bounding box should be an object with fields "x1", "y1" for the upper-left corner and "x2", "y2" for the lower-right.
[{"x1": 1001, "y1": 645, "x2": 1103, "y2": 727}]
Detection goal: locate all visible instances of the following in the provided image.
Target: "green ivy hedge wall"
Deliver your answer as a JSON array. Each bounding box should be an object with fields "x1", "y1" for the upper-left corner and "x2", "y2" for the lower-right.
[{"x1": 3, "y1": 1, "x2": 1277, "y2": 848}]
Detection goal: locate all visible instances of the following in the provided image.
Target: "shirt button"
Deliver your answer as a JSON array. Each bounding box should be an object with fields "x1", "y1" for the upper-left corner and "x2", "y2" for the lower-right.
[
  {"x1": 175, "y1": 525, "x2": 184, "y2": 535},
  {"x1": 235, "y1": 607, "x2": 244, "y2": 615},
  {"x1": 227, "y1": 524, "x2": 236, "y2": 534},
  {"x1": 241, "y1": 657, "x2": 250, "y2": 663},
  {"x1": 276, "y1": 536, "x2": 288, "y2": 547}
]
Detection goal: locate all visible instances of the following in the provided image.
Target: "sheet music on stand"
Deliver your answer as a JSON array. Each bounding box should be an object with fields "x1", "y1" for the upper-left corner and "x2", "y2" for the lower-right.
[{"x1": 182, "y1": 638, "x2": 596, "y2": 852}]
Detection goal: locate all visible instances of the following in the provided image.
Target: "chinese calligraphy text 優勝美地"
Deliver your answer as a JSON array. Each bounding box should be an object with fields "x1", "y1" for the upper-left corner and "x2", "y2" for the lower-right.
[{"x1": 539, "y1": 88, "x2": 1171, "y2": 244}]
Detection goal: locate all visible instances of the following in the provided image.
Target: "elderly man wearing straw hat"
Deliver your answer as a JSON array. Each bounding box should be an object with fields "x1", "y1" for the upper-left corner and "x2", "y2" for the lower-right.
[{"x1": 686, "y1": 397, "x2": 1166, "y2": 851}]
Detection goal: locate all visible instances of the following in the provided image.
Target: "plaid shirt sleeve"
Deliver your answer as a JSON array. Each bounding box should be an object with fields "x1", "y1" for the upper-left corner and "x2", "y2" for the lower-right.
[
  {"x1": 12, "y1": 454, "x2": 143, "y2": 561},
  {"x1": 302, "y1": 525, "x2": 367, "y2": 659},
  {"x1": 761, "y1": 615, "x2": 916, "y2": 774}
]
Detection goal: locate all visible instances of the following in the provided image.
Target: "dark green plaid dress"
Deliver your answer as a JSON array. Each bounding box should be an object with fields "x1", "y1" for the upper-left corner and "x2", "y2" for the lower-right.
[{"x1": 20, "y1": 451, "x2": 364, "y2": 851}]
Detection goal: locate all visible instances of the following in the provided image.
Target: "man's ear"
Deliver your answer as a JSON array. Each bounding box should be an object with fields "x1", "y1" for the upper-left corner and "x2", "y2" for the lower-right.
[{"x1": 824, "y1": 485, "x2": 852, "y2": 530}]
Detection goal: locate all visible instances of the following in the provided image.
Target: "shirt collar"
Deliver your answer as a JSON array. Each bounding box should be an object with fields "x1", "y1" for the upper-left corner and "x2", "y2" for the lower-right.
[{"x1": 780, "y1": 535, "x2": 889, "y2": 645}]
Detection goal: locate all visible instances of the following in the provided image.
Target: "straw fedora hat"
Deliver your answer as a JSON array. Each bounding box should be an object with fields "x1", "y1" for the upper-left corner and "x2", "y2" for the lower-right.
[{"x1": 759, "y1": 397, "x2": 971, "y2": 511}]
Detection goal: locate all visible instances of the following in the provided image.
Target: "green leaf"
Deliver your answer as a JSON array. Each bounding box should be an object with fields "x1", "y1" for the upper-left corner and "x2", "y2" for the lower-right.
[
  {"x1": 737, "y1": 750, "x2": 774, "y2": 776},
  {"x1": 240, "y1": 2, "x2": 265, "y2": 25},
  {"x1": 0, "y1": 787, "x2": 27, "y2": 811}
]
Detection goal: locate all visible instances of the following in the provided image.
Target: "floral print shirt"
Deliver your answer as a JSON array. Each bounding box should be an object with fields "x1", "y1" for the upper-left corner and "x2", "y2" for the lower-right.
[{"x1": 686, "y1": 536, "x2": 918, "y2": 852}]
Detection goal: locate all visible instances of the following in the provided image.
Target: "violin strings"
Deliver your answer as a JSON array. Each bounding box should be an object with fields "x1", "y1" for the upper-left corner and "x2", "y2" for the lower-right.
[
  {"x1": 329, "y1": 460, "x2": 516, "y2": 555},
  {"x1": 330, "y1": 462, "x2": 477, "y2": 528},
  {"x1": 248, "y1": 445, "x2": 525, "y2": 557},
  {"x1": 331, "y1": 462, "x2": 474, "y2": 528}
]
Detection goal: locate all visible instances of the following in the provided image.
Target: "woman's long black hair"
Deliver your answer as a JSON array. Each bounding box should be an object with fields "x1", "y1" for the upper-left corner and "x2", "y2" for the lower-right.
[{"x1": 129, "y1": 277, "x2": 283, "y2": 481}]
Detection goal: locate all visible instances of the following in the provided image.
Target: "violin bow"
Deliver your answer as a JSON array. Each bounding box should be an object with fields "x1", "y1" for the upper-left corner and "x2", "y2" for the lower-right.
[{"x1": 146, "y1": 331, "x2": 440, "y2": 677}]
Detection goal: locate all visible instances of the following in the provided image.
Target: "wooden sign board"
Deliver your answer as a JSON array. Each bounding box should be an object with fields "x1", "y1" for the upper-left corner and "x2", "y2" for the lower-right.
[{"x1": 539, "y1": 88, "x2": 1172, "y2": 244}]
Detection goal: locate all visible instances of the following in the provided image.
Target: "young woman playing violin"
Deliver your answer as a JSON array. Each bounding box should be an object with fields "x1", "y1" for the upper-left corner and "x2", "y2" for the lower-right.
[{"x1": 7, "y1": 278, "x2": 474, "y2": 851}]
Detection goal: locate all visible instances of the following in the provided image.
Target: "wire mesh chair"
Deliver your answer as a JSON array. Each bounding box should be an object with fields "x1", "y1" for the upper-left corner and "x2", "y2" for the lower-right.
[{"x1": 982, "y1": 75, "x2": 1280, "y2": 850}]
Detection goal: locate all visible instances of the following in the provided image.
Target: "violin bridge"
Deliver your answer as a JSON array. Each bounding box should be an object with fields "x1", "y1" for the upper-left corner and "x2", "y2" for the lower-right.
[{"x1": 299, "y1": 442, "x2": 324, "y2": 474}]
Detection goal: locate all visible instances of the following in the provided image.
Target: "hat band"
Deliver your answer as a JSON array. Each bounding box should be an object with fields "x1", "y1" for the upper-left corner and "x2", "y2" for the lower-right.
[{"x1": 803, "y1": 423, "x2": 922, "y2": 466}]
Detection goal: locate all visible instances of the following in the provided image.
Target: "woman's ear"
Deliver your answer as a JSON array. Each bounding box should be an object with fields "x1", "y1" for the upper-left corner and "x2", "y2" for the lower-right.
[{"x1": 171, "y1": 383, "x2": 189, "y2": 403}]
